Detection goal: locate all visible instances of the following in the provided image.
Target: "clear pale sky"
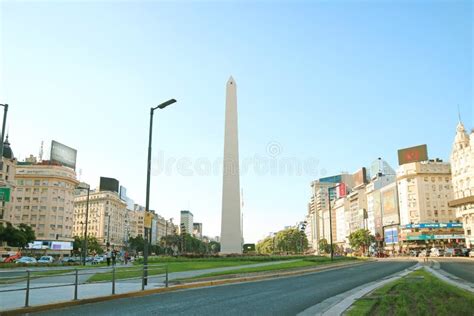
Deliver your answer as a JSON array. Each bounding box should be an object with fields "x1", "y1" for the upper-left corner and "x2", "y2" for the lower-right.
[{"x1": 0, "y1": 0, "x2": 472, "y2": 243}]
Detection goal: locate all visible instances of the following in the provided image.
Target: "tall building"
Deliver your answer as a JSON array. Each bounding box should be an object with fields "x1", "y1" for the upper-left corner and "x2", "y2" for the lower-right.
[
  {"x1": 449, "y1": 121, "x2": 474, "y2": 247},
  {"x1": 397, "y1": 159, "x2": 461, "y2": 251},
  {"x1": 365, "y1": 171, "x2": 397, "y2": 241},
  {"x1": 397, "y1": 160, "x2": 454, "y2": 225},
  {"x1": 220, "y1": 76, "x2": 242, "y2": 254},
  {"x1": 180, "y1": 210, "x2": 193, "y2": 234},
  {"x1": 7, "y1": 158, "x2": 79, "y2": 240},
  {"x1": 73, "y1": 189, "x2": 127, "y2": 248},
  {"x1": 307, "y1": 173, "x2": 353, "y2": 253},
  {"x1": 193, "y1": 222, "x2": 203, "y2": 240}
]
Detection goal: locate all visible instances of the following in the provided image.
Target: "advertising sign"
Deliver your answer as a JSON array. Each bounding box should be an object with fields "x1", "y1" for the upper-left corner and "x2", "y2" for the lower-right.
[
  {"x1": 0, "y1": 187, "x2": 11, "y2": 202},
  {"x1": 406, "y1": 234, "x2": 465, "y2": 241},
  {"x1": 50, "y1": 140, "x2": 77, "y2": 170},
  {"x1": 382, "y1": 185, "x2": 399, "y2": 226},
  {"x1": 397, "y1": 144, "x2": 428, "y2": 166},
  {"x1": 99, "y1": 177, "x2": 119, "y2": 193},
  {"x1": 51, "y1": 241, "x2": 73, "y2": 250},
  {"x1": 384, "y1": 227, "x2": 398, "y2": 244},
  {"x1": 144, "y1": 212, "x2": 154, "y2": 229},
  {"x1": 402, "y1": 223, "x2": 463, "y2": 229},
  {"x1": 337, "y1": 182, "x2": 347, "y2": 198}
]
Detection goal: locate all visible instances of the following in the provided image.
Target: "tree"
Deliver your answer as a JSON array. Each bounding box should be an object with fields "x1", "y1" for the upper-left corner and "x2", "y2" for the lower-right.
[
  {"x1": 275, "y1": 228, "x2": 308, "y2": 254},
  {"x1": 129, "y1": 235, "x2": 145, "y2": 253},
  {"x1": 72, "y1": 235, "x2": 104, "y2": 255},
  {"x1": 318, "y1": 238, "x2": 330, "y2": 254},
  {"x1": 348, "y1": 229, "x2": 375, "y2": 255},
  {"x1": 0, "y1": 223, "x2": 35, "y2": 248},
  {"x1": 256, "y1": 237, "x2": 274, "y2": 254}
]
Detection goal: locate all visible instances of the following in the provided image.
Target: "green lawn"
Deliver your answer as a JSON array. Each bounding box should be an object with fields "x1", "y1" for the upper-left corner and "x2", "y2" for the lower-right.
[
  {"x1": 88, "y1": 260, "x2": 261, "y2": 282},
  {"x1": 88, "y1": 256, "x2": 358, "y2": 283},
  {"x1": 0, "y1": 269, "x2": 76, "y2": 284},
  {"x1": 345, "y1": 269, "x2": 474, "y2": 316},
  {"x1": 177, "y1": 256, "x2": 358, "y2": 281}
]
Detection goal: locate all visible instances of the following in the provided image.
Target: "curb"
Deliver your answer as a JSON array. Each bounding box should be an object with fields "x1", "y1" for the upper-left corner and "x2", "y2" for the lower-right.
[
  {"x1": 0, "y1": 260, "x2": 368, "y2": 316},
  {"x1": 298, "y1": 261, "x2": 420, "y2": 316},
  {"x1": 426, "y1": 263, "x2": 474, "y2": 293}
]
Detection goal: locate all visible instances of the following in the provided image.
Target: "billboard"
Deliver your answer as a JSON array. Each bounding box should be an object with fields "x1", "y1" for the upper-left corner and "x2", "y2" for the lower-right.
[
  {"x1": 50, "y1": 140, "x2": 77, "y2": 170},
  {"x1": 382, "y1": 186, "x2": 399, "y2": 226},
  {"x1": 352, "y1": 168, "x2": 367, "y2": 187},
  {"x1": 402, "y1": 223, "x2": 463, "y2": 229},
  {"x1": 51, "y1": 241, "x2": 73, "y2": 250},
  {"x1": 384, "y1": 227, "x2": 398, "y2": 244},
  {"x1": 397, "y1": 144, "x2": 428, "y2": 165},
  {"x1": 337, "y1": 183, "x2": 347, "y2": 198},
  {"x1": 99, "y1": 177, "x2": 119, "y2": 193}
]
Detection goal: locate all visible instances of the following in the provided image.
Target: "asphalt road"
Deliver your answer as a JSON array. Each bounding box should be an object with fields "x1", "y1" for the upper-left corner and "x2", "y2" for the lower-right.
[
  {"x1": 34, "y1": 261, "x2": 416, "y2": 316},
  {"x1": 437, "y1": 258, "x2": 474, "y2": 283}
]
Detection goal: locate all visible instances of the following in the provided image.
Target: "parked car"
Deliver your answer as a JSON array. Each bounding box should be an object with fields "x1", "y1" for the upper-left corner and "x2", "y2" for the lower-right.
[
  {"x1": 430, "y1": 248, "x2": 441, "y2": 257},
  {"x1": 419, "y1": 249, "x2": 431, "y2": 257},
  {"x1": 409, "y1": 250, "x2": 421, "y2": 257},
  {"x1": 15, "y1": 256, "x2": 37, "y2": 264},
  {"x1": 92, "y1": 255, "x2": 105, "y2": 264},
  {"x1": 469, "y1": 249, "x2": 474, "y2": 258},
  {"x1": 453, "y1": 248, "x2": 463, "y2": 257},
  {"x1": 61, "y1": 256, "x2": 80, "y2": 263},
  {"x1": 444, "y1": 248, "x2": 454, "y2": 257},
  {"x1": 37, "y1": 256, "x2": 54, "y2": 263}
]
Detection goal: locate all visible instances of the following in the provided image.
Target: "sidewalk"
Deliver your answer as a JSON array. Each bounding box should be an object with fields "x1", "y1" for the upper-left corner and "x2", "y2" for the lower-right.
[{"x1": 0, "y1": 260, "x2": 298, "y2": 311}]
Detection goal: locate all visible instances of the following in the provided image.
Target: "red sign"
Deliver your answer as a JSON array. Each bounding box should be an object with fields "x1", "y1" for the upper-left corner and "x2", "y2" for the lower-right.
[{"x1": 337, "y1": 183, "x2": 347, "y2": 198}]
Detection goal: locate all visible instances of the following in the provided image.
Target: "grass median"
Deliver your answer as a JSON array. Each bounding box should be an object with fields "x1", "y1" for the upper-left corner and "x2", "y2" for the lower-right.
[
  {"x1": 87, "y1": 256, "x2": 357, "y2": 283},
  {"x1": 87, "y1": 260, "x2": 262, "y2": 283},
  {"x1": 176, "y1": 256, "x2": 359, "y2": 282},
  {"x1": 345, "y1": 269, "x2": 474, "y2": 315}
]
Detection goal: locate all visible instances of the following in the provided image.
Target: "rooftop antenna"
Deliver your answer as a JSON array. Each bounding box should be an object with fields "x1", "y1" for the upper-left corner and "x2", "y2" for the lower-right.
[{"x1": 457, "y1": 104, "x2": 462, "y2": 123}]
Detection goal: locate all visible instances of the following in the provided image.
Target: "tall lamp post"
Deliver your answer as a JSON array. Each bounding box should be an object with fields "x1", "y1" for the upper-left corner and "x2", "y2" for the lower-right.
[
  {"x1": 77, "y1": 182, "x2": 90, "y2": 266},
  {"x1": 144, "y1": 98, "x2": 177, "y2": 286},
  {"x1": 0, "y1": 104, "x2": 8, "y2": 161},
  {"x1": 327, "y1": 184, "x2": 341, "y2": 261}
]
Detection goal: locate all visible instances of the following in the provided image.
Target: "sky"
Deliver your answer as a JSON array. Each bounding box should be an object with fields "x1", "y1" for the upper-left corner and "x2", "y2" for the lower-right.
[{"x1": 0, "y1": 0, "x2": 472, "y2": 243}]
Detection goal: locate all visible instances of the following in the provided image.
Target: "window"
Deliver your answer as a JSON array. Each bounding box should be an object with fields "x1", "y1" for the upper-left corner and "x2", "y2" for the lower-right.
[
  {"x1": 34, "y1": 180, "x2": 40, "y2": 186},
  {"x1": 17, "y1": 180, "x2": 24, "y2": 185},
  {"x1": 434, "y1": 210, "x2": 438, "y2": 217}
]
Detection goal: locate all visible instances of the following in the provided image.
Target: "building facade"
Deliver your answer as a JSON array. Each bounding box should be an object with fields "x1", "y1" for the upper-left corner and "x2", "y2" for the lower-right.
[
  {"x1": 7, "y1": 159, "x2": 79, "y2": 240},
  {"x1": 449, "y1": 122, "x2": 474, "y2": 247},
  {"x1": 73, "y1": 190, "x2": 127, "y2": 248},
  {"x1": 0, "y1": 137, "x2": 17, "y2": 222},
  {"x1": 193, "y1": 222, "x2": 203, "y2": 240},
  {"x1": 397, "y1": 159, "x2": 461, "y2": 251},
  {"x1": 180, "y1": 210, "x2": 193, "y2": 234}
]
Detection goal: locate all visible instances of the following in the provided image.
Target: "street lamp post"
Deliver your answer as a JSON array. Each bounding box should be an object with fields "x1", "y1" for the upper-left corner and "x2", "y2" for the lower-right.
[
  {"x1": 0, "y1": 104, "x2": 8, "y2": 161},
  {"x1": 144, "y1": 99, "x2": 177, "y2": 286},
  {"x1": 327, "y1": 184, "x2": 341, "y2": 261},
  {"x1": 107, "y1": 213, "x2": 111, "y2": 246},
  {"x1": 77, "y1": 183, "x2": 90, "y2": 266}
]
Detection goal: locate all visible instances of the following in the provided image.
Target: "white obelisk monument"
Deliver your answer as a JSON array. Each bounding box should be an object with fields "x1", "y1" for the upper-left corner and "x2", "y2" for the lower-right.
[{"x1": 220, "y1": 76, "x2": 242, "y2": 254}]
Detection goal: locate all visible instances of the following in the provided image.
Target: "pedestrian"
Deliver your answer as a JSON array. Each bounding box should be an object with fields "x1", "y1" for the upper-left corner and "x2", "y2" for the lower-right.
[
  {"x1": 112, "y1": 250, "x2": 116, "y2": 266},
  {"x1": 106, "y1": 248, "x2": 111, "y2": 266},
  {"x1": 124, "y1": 251, "x2": 129, "y2": 265}
]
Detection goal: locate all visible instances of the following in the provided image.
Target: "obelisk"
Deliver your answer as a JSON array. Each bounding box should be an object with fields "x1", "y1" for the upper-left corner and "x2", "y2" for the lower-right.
[{"x1": 220, "y1": 76, "x2": 242, "y2": 254}]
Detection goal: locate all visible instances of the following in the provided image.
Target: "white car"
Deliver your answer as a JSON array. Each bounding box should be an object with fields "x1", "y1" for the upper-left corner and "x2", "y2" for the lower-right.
[
  {"x1": 15, "y1": 257, "x2": 37, "y2": 264},
  {"x1": 37, "y1": 256, "x2": 54, "y2": 263},
  {"x1": 92, "y1": 256, "x2": 105, "y2": 264}
]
